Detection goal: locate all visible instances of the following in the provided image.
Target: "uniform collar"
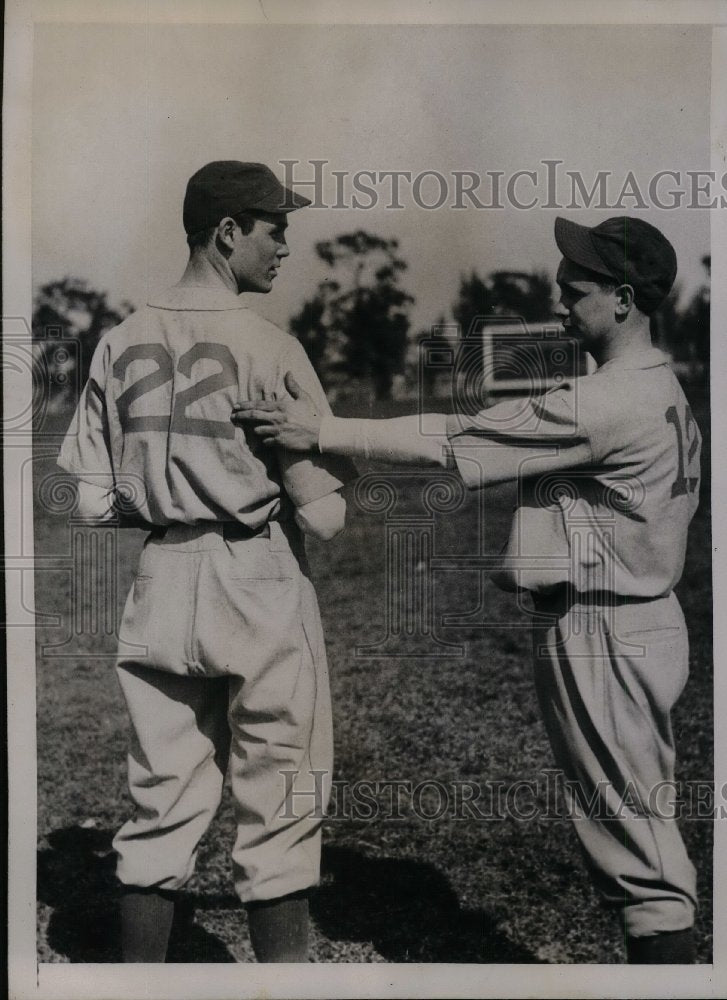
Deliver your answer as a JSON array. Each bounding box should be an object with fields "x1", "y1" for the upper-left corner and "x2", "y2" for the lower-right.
[
  {"x1": 596, "y1": 347, "x2": 671, "y2": 372},
  {"x1": 147, "y1": 284, "x2": 248, "y2": 312}
]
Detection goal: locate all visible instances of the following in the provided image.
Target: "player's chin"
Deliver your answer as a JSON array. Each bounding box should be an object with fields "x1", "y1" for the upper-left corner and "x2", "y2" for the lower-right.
[{"x1": 248, "y1": 274, "x2": 275, "y2": 293}]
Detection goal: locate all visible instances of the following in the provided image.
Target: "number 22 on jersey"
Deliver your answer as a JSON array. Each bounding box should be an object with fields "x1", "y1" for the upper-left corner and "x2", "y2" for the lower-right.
[{"x1": 113, "y1": 342, "x2": 238, "y2": 439}]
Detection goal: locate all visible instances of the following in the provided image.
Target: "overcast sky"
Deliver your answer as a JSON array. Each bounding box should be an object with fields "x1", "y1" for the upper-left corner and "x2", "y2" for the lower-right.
[{"x1": 32, "y1": 23, "x2": 711, "y2": 331}]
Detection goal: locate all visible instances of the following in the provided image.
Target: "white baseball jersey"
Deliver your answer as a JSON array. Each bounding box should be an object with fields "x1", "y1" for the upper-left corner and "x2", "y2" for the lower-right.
[
  {"x1": 58, "y1": 284, "x2": 354, "y2": 525},
  {"x1": 58, "y1": 283, "x2": 351, "y2": 905},
  {"x1": 446, "y1": 347, "x2": 701, "y2": 597},
  {"x1": 313, "y1": 341, "x2": 702, "y2": 938}
]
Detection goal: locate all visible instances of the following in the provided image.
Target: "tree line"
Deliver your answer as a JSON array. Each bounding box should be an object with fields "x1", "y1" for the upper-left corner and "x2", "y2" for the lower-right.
[{"x1": 33, "y1": 234, "x2": 710, "y2": 409}]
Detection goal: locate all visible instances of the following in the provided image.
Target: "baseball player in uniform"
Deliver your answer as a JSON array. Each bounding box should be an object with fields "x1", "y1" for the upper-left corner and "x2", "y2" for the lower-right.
[
  {"x1": 233, "y1": 216, "x2": 701, "y2": 963},
  {"x1": 58, "y1": 161, "x2": 355, "y2": 962}
]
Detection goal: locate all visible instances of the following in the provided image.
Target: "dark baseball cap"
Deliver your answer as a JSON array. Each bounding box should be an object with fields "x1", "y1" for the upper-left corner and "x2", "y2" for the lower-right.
[
  {"x1": 554, "y1": 216, "x2": 677, "y2": 314},
  {"x1": 183, "y1": 161, "x2": 311, "y2": 234}
]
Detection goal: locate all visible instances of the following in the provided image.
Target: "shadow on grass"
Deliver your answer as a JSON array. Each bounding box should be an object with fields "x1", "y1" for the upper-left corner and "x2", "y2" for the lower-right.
[
  {"x1": 38, "y1": 828, "x2": 541, "y2": 963},
  {"x1": 37, "y1": 826, "x2": 237, "y2": 962},
  {"x1": 313, "y1": 844, "x2": 540, "y2": 963}
]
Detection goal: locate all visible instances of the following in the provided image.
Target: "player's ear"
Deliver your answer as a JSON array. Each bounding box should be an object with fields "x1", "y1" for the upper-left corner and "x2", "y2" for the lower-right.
[
  {"x1": 614, "y1": 283, "x2": 635, "y2": 317},
  {"x1": 215, "y1": 216, "x2": 238, "y2": 253}
]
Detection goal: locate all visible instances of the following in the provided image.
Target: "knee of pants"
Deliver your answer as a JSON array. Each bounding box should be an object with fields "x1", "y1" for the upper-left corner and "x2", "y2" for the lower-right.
[
  {"x1": 114, "y1": 743, "x2": 227, "y2": 891},
  {"x1": 115, "y1": 829, "x2": 200, "y2": 892},
  {"x1": 232, "y1": 810, "x2": 324, "y2": 903},
  {"x1": 125, "y1": 741, "x2": 227, "y2": 815},
  {"x1": 114, "y1": 770, "x2": 224, "y2": 891}
]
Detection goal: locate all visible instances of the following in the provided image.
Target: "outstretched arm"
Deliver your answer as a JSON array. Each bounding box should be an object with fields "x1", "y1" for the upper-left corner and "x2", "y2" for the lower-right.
[
  {"x1": 231, "y1": 372, "x2": 451, "y2": 467},
  {"x1": 233, "y1": 370, "x2": 597, "y2": 490}
]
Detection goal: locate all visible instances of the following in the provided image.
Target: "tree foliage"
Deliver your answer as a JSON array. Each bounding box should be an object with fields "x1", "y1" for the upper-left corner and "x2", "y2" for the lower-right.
[
  {"x1": 682, "y1": 255, "x2": 710, "y2": 367},
  {"x1": 453, "y1": 262, "x2": 710, "y2": 376},
  {"x1": 452, "y1": 269, "x2": 553, "y2": 337},
  {"x1": 33, "y1": 278, "x2": 133, "y2": 406},
  {"x1": 290, "y1": 231, "x2": 413, "y2": 400},
  {"x1": 652, "y1": 255, "x2": 710, "y2": 369}
]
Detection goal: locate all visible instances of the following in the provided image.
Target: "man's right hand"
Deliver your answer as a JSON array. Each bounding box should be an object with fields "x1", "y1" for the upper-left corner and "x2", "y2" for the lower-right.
[{"x1": 231, "y1": 371, "x2": 323, "y2": 452}]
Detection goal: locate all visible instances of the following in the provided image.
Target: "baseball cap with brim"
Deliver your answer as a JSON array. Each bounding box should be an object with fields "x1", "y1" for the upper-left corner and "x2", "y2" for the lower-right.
[
  {"x1": 183, "y1": 160, "x2": 311, "y2": 235},
  {"x1": 554, "y1": 217, "x2": 616, "y2": 280},
  {"x1": 554, "y1": 215, "x2": 677, "y2": 314}
]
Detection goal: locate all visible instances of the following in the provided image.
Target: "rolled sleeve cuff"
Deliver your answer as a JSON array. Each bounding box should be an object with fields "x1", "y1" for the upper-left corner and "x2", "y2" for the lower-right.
[{"x1": 294, "y1": 492, "x2": 346, "y2": 540}]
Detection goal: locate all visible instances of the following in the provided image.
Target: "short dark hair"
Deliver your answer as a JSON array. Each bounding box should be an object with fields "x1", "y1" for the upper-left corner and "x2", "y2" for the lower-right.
[
  {"x1": 567, "y1": 265, "x2": 666, "y2": 318},
  {"x1": 186, "y1": 211, "x2": 258, "y2": 252},
  {"x1": 560, "y1": 261, "x2": 664, "y2": 316},
  {"x1": 186, "y1": 225, "x2": 216, "y2": 252}
]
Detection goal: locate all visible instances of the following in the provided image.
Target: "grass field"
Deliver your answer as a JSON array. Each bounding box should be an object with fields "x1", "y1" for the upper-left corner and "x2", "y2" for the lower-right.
[{"x1": 34, "y1": 379, "x2": 712, "y2": 964}]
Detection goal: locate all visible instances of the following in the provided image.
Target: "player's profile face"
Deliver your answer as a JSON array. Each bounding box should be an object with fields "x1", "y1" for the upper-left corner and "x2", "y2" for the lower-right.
[
  {"x1": 228, "y1": 212, "x2": 290, "y2": 294},
  {"x1": 555, "y1": 258, "x2": 617, "y2": 349}
]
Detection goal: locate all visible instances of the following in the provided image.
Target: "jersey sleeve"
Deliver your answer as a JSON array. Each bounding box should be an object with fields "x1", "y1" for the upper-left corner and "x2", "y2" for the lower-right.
[
  {"x1": 319, "y1": 413, "x2": 451, "y2": 466},
  {"x1": 56, "y1": 336, "x2": 116, "y2": 488},
  {"x1": 274, "y1": 337, "x2": 358, "y2": 507},
  {"x1": 446, "y1": 386, "x2": 595, "y2": 488},
  {"x1": 294, "y1": 492, "x2": 347, "y2": 540}
]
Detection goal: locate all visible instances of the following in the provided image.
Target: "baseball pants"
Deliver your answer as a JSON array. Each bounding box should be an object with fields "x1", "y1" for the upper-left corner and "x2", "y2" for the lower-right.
[
  {"x1": 531, "y1": 589, "x2": 697, "y2": 938},
  {"x1": 113, "y1": 521, "x2": 333, "y2": 902}
]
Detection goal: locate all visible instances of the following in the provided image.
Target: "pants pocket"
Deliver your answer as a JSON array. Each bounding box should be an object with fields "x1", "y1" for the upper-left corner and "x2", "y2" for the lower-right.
[
  {"x1": 197, "y1": 565, "x2": 306, "y2": 692},
  {"x1": 602, "y1": 625, "x2": 688, "y2": 786}
]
